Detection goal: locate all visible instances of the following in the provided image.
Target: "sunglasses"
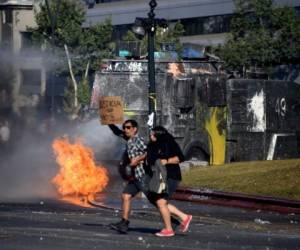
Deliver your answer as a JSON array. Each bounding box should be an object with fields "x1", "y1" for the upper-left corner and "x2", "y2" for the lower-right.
[{"x1": 123, "y1": 125, "x2": 133, "y2": 130}]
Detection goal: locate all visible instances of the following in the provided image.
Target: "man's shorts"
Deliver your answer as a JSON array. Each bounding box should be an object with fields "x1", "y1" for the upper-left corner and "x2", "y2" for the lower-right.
[{"x1": 123, "y1": 174, "x2": 150, "y2": 196}]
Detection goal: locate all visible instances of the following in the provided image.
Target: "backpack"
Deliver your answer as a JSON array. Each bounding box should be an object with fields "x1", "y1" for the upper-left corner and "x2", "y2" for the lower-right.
[
  {"x1": 118, "y1": 151, "x2": 134, "y2": 181},
  {"x1": 149, "y1": 159, "x2": 168, "y2": 194}
]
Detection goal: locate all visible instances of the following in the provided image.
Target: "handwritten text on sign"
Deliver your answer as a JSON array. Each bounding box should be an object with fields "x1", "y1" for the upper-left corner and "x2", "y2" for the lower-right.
[{"x1": 99, "y1": 96, "x2": 124, "y2": 125}]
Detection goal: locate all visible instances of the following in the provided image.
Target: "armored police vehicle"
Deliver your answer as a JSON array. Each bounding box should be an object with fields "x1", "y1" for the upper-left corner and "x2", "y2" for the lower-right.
[{"x1": 92, "y1": 59, "x2": 300, "y2": 165}]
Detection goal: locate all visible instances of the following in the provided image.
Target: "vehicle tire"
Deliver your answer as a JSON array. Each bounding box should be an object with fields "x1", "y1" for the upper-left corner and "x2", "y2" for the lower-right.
[{"x1": 185, "y1": 146, "x2": 209, "y2": 162}]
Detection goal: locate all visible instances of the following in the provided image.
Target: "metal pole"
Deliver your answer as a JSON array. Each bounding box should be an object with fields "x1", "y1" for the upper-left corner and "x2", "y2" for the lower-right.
[
  {"x1": 45, "y1": 0, "x2": 61, "y2": 115},
  {"x1": 147, "y1": 0, "x2": 157, "y2": 129},
  {"x1": 45, "y1": 0, "x2": 55, "y2": 115}
]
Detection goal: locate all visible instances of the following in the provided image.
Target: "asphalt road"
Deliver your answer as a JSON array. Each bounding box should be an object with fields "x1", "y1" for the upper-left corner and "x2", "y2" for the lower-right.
[
  {"x1": 1, "y1": 196, "x2": 300, "y2": 250},
  {"x1": 1, "y1": 159, "x2": 300, "y2": 250}
]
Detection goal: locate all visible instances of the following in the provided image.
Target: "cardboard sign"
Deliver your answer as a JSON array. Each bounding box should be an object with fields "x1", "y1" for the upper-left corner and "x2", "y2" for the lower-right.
[{"x1": 99, "y1": 96, "x2": 124, "y2": 125}]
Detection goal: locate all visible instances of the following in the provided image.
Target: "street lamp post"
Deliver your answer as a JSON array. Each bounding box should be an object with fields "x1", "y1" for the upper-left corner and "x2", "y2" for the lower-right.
[
  {"x1": 132, "y1": 1, "x2": 167, "y2": 129},
  {"x1": 147, "y1": 0, "x2": 157, "y2": 129}
]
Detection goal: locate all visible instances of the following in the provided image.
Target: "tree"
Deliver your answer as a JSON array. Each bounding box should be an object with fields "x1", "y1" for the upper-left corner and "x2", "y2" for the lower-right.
[
  {"x1": 156, "y1": 21, "x2": 185, "y2": 54},
  {"x1": 28, "y1": 0, "x2": 114, "y2": 119},
  {"x1": 215, "y1": 0, "x2": 300, "y2": 75},
  {"x1": 121, "y1": 20, "x2": 184, "y2": 56}
]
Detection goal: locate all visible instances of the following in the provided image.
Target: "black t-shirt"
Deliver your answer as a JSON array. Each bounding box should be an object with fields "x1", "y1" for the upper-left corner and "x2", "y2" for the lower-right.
[{"x1": 147, "y1": 135, "x2": 184, "y2": 181}]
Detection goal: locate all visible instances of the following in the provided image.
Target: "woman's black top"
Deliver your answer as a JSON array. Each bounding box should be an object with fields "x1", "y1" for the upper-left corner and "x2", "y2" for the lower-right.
[{"x1": 147, "y1": 134, "x2": 184, "y2": 181}]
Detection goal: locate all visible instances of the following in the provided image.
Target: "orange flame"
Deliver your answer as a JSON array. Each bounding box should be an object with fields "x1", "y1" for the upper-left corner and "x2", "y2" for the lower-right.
[{"x1": 51, "y1": 138, "x2": 109, "y2": 197}]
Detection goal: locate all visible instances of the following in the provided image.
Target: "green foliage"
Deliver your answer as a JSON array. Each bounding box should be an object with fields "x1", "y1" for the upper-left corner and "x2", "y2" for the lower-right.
[
  {"x1": 156, "y1": 21, "x2": 184, "y2": 54},
  {"x1": 121, "y1": 20, "x2": 184, "y2": 56},
  {"x1": 29, "y1": 0, "x2": 114, "y2": 118},
  {"x1": 29, "y1": 0, "x2": 114, "y2": 75},
  {"x1": 77, "y1": 79, "x2": 90, "y2": 106},
  {"x1": 78, "y1": 19, "x2": 115, "y2": 72},
  {"x1": 63, "y1": 77, "x2": 78, "y2": 115},
  {"x1": 122, "y1": 30, "x2": 138, "y2": 42},
  {"x1": 63, "y1": 77, "x2": 91, "y2": 119},
  {"x1": 216, "y1": 0, "x2": 300, "y2": 74}
]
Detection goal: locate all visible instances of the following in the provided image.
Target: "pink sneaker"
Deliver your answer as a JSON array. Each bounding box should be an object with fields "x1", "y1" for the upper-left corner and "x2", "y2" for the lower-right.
[
  {"x1": 180, "y1": 215, "x2": 192, "y2": 232},
  {"x1": 155, "y1": 229, "x2": 175, "y2": 237}
]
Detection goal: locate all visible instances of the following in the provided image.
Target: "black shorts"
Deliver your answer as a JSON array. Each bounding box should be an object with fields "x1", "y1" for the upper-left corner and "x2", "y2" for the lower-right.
[
  {"x1": 123, "y1": 174, "x2": 150, "y2": 197},
  {"x1": 147, "y1": 178, "x2": 180, "y2": 205},
  {"x1": 166, "y1": 178, "x2": 180, "y2": 198}
]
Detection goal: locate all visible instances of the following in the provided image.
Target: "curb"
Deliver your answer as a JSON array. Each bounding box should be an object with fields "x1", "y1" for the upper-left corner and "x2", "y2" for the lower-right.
[
  {"x1": 173, "y1": 187, "x2": 300, "y2": 214},
  {"x1": 87, "y1": 188, "x2": 300, "y2": 214}
]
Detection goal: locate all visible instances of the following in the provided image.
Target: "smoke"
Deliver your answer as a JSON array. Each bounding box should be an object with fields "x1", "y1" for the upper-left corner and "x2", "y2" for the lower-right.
[
  {"x1": 0, "y1": 50, "x2": 14, "y2": 90},
  {"x1": 0, "y1": 44, "x2": 125, "y2": 201},
  {"x1": 0, "y1": 130, "x2": 57, "y2": 201},
  {"x1": 72, "y1": 118, "x2": 124, "y2": 162},
  {"x1": 0, "y1": 117, "x2": 123, "y2": 202}
]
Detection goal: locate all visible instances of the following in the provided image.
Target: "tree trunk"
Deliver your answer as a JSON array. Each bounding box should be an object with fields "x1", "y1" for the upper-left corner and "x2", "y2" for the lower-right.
[
  {"x1": 64, "y1": 44, "x2": 78, "y2": 108},
  {"x1": 84, "y1": 60, "x2": 90, "y2": 81}
]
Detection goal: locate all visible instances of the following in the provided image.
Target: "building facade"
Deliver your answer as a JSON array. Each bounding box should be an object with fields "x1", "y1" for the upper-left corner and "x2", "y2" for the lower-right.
[
  {"x1": 0, "y1": 0, "x2": 46, "y2": 114},
  {"x1": 85, "y1": 0, "x2": 300, "y2": 46}
]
